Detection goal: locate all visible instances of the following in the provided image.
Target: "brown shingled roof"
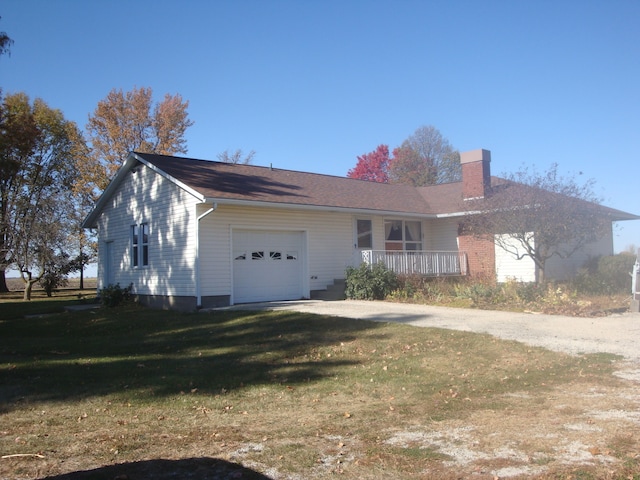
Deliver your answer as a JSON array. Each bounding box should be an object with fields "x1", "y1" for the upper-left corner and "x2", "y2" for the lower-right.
[
  {"x1": 135, "y1": 153, "x2": 638, "y2": 222},
  {"x1": 139, "y1": 153, "x2": 440, "y2": 215}
]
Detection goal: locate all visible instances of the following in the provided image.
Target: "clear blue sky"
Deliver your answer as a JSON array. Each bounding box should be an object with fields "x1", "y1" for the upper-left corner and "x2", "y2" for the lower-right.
[{"x1": 3, "y1": 0, "x2": 639, "y2": 253}]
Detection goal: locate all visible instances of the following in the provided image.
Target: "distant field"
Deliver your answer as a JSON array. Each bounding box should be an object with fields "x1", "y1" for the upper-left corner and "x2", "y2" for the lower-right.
[{"x1": 5, "y1": 276, "x2": 97, "y2": 292}]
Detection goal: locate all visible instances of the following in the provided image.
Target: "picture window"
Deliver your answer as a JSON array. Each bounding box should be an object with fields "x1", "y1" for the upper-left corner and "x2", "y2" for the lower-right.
[{"x1": 384, "y1": 220, "x2": 422, "y2": 251}]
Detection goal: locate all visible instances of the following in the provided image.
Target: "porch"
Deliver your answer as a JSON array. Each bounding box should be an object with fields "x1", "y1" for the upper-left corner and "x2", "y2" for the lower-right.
[{"x1": 361, "y1": 250, "x2": 468, "y2": 276}]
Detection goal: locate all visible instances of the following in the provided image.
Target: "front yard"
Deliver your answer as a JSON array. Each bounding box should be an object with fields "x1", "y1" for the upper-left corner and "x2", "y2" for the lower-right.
[{"x1": 1, "y1": 295, "x2": 639, "y2": 479}]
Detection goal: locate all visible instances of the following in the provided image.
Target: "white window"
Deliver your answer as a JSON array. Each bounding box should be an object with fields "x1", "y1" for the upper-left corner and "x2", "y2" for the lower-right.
[
  {"x1": 131, "y1": 223, "x2": 149, "y2": 267},
  {"x1": 384, "y1": 220, "x2": 422, "y2": 251}
]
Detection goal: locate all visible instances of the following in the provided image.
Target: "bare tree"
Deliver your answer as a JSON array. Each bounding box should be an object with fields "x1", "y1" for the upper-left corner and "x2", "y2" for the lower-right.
[
  {"x1": 217, "y1": 149, "x2": 255, "y2": 165},
  {"x1": 389, "y1": 125, "x2": 460, "y2": 186},
  {"x1": 462, "y1": 164, "x2": 611, "y2": 283}
]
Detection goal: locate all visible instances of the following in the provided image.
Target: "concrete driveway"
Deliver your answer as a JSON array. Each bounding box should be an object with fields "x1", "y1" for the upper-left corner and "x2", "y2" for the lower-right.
[{"x1": 222, "y1": 299, "x2": 640, "y2": 364}]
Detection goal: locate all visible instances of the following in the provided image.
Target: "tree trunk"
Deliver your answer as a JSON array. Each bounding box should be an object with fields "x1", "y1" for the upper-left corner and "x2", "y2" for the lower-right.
[
  {"x1": 23, "y1": 279, "x2": 35, "y2": 301},
  {"x1": 0, "y1": 269, "x2": 8, "y2": 293},
  {"x1": 536, "y1": 257, "x2": 546, "y2": 284},
  {"x1": 79, "y1": 267, "x2": 84, "y2": 290},
  {"x1": 22, "y1": 270, "x2": 36, "y2": 301}
]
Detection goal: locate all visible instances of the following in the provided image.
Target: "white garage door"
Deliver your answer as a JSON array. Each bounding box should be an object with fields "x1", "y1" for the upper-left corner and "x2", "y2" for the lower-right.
[{"x1": 233, "y1": 229, "x2": 305, "y2": 303}]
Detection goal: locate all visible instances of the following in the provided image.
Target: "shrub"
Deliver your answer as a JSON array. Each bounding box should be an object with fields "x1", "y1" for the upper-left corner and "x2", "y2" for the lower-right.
[
  {"x1": 39, "y1": 270, "x2": 69, "y2": 297},
  {"x1": 512, "y1": 281, "x2": 545, "y2": 304},
  {"x1": 454, "y1": 279, "x2": 503, "y2": 306},
  {"x1": 572, "y1": 253, "x2": 635, "y2": 295},
  {"x1": 38, "y1": 253, "x2": 72, "y2": 297},
  {"x1": 345, "y1": 263, "x2": 398, "y2": 300},
  {"x1": 100, "y1": 283, "x2": 134, "y2": 307}
]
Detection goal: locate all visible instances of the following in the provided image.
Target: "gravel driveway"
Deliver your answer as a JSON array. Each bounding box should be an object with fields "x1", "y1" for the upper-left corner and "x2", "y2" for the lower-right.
[{"x1": 227, "y1": 299, "x2": 640, "y2": 364}]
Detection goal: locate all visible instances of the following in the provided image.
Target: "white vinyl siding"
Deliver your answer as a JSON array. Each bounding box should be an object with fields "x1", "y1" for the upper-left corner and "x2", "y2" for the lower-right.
[
  {"x1": 96, "y1": 163, "x2": 199, "y2": 295},
  {"x1": 544, "y1": 230, "x2": 614, "y2": 281},
  {"x1": 425, "y1": 218, "x2": 460, "y2": 251},
  {"x1": 495, "y1": 229, "x2": 614, "y2": 283},
  {"x1": 494, "y1": 234, "x2": 537, "y2": 283}
]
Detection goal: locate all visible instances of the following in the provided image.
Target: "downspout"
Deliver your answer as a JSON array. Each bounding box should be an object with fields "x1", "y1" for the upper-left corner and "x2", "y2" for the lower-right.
[{"x1": 195, "y1": 201, "x2": 217, "y2": 308}]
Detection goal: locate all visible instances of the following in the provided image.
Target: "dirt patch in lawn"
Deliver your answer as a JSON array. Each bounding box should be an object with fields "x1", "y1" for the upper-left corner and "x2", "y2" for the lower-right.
[{"x1": 382, "y1": 365, "x2": 640, "y2": 478}]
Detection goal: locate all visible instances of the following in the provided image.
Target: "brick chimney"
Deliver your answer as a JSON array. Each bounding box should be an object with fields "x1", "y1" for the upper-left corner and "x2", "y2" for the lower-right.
[{"x1": 460, "y1": 149, "x2": 491, "y2": 199}]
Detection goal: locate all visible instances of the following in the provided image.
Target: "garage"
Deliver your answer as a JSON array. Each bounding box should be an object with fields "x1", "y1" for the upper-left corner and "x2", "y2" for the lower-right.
[{"x1": 232, "y1": 229, "x2": 305, "y2": 304}]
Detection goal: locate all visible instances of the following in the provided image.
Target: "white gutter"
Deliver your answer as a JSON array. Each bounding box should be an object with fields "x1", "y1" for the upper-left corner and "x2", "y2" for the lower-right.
[{"x1": 195, "y1": 201, "x2": 217, "y2": 308}]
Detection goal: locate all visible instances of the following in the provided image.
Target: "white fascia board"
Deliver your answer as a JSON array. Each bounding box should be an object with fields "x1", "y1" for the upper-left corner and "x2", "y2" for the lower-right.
[
  {"x1": 206, "y1": 197, "x2": 438, "y2": 219},
  {"x1": 435, "y1": 210, "x2": 480, "y2": 219}
]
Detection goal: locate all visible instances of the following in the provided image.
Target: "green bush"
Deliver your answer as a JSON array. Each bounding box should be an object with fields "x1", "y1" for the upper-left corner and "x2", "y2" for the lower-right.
[
  {"x1": 345, "y1": 263, "x2": 398, "y2": 300},
  {"x1": 38, "y1": 270, "x2": 69, "y2": 297},
  {"x1": 100, "y1": 283, "x2": 134, "y2": 307}
]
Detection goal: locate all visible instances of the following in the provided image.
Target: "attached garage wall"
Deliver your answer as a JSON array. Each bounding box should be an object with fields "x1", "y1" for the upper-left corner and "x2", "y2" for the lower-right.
[{"x1": 198, "y1": 205, "x2": 355, "y2": 304}]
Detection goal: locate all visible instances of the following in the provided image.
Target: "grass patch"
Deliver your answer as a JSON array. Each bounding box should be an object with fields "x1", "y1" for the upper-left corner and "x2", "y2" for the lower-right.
[
  {"x1": 0, "y1": 288, "x2": 98, "y2": 319},
  {"x1": 0, "y1": 299, "x2": 636, "y2": 479}
]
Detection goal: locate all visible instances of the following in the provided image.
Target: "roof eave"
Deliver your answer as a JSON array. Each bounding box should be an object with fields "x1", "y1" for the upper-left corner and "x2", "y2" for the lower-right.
[{"x1": 205, "y1": 197, "x2": 439, "y2": 219}]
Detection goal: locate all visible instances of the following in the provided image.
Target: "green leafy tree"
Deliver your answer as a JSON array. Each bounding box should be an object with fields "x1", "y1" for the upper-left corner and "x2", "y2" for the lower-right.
[
  {"x1": 0, "y1": 92, "x2": 86, "y2": 299},
  {"x1": 38, "y1": 252, "x2": 72, "y2": 297},
  {"x1": 0, "y1": 92, "x2": 39, "y2": 292}
]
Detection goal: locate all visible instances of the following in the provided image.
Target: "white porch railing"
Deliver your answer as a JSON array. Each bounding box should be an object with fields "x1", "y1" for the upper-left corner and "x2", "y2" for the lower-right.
[
  {"x1": 631, "y1": 249, "x2": 640, "y2": 312},
  {"x1": 361, "y1": 250, "x2": 468, "y2": 276}
]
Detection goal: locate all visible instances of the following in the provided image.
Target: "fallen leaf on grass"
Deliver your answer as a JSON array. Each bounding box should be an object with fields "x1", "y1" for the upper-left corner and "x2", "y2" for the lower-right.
[{"x1": 1, "y1": 453, "x2": 45, "y2": 459}]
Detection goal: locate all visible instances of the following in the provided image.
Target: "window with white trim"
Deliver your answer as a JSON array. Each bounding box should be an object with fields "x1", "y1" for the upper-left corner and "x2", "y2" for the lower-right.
[
  {"x1": 356, "y1": 219, "x2": 372, "y2": 249},
  {"x1": 384, "y1": 220, "x2": 422, "y2": 251},
  {"x1": 131, "y1": 223, "x2": 149, "y2": 267}
]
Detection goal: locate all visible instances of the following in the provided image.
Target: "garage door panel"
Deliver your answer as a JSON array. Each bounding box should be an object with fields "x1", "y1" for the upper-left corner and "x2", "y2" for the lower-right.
[{"x1": 233, "y1": 230, "x2": 304, "y2": 303}]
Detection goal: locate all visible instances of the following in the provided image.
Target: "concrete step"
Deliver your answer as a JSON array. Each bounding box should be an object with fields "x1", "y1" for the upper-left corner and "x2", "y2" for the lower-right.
[{"x1": 311, "y1": 279, "x2": 346, "y2": 301}]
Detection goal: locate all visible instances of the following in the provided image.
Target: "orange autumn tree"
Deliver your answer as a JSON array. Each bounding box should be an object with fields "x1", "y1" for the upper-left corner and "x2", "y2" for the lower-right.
[{"x1": 86, "y1": 86, "x2": 194, "y2": 189}]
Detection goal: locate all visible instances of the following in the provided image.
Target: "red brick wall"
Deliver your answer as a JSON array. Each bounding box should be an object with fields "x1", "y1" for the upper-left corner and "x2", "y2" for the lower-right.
[
  {"x1": 462, "y1": 160, "x2": 491, "y2": 199},
  {"x1": 458, "y1": 234, "x2": 496, "y2": 280}
]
